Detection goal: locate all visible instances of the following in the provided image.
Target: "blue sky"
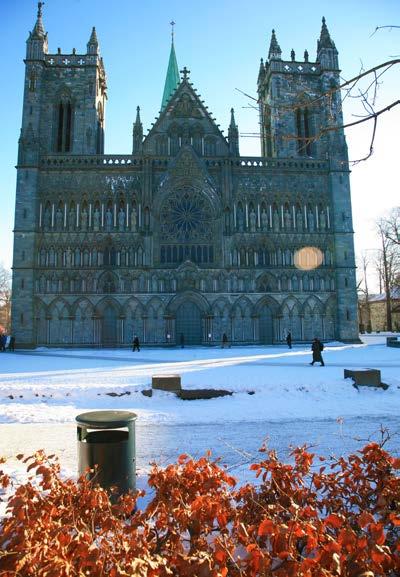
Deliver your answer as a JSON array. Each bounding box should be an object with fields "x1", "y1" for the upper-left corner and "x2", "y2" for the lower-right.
[{"x1": 1, "y1": 0, "x2": 399, "y2": 273}]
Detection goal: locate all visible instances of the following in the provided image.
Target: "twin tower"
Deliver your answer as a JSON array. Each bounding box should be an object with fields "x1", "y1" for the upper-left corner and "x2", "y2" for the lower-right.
[
  {"x1": 12, "y1": 3, "x2": 359, "y2": 347},
  {"x1": 19, "y1": 6, "x2": 344, "y2": 161}
]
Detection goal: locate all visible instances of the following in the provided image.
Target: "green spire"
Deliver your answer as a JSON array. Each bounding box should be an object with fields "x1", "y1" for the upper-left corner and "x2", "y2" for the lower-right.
[{"x1": 161, "y1": 25, "x2": 180, "y2": 111}]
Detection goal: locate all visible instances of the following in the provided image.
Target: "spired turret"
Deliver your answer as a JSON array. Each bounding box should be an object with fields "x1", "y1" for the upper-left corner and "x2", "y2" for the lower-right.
[
  {"x1": 268, "y1": 29, "x2": 282, "y2": 61},
  {"x1": 317, "y1": 17, "x2": 339, "y2": 70},
  {"x1": 87, "y1": 26, "x2": 99, "y2": 55},
  {"x1": 257, "y1": 58, "x2": 265, "y2": 87},
  {"x1": 228, "y1": 108, "x2": 239, "y2": 156},
  {"x1": 26, "y1": 1, "x2": 48, "y2": 60},
  {"x1": 132, "y1": 106, "x2": 143, "y2": 154}
]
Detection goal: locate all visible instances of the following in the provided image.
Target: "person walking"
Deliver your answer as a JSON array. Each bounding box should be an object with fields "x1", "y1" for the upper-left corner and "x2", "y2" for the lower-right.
[
  {"x1": 286, "y1": 331, "x2": 292, "y2": 349},
  {"x1": 180, "y1": 333, "x2": 185, "y2": 348},
  {"x1": 310, "y1": 337, "x2": 324, "y2": 366},
  {"x1": 132, "y1": 335, "x2": 140, "y2": 352},
  {"x1": 0, "y1": 334, "x2": 6, "y2": 352},
  {"x1": 221, "y1": 333, "x2": 228, "y2": 348},
  {"x1": 8, "y1": 335, "x2": 15, "y2": 352}
]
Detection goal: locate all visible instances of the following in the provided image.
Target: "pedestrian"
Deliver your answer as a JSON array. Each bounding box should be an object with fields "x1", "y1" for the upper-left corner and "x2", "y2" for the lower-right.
[
  {"x1": 8, "y1": 335, "x2": 15, "y2": 352},
  {"x1": 221, "y1": 333, "x2": 228, "y2": 348},
  {"x1": 0, "y1": 334, "x2": 6, "y2": 352},
  {"x1": 180, "y1": 333, "x2": 185, "y2": 348},
  {"x1": 310, "y1": 337, "x2": 324, "y2": 366},
  {"x1": 286, "y1": 331, "x2": 292, "y2": 349},
  {"x1": 132, "y1": 335, "x2": 140, "y2": 352}
]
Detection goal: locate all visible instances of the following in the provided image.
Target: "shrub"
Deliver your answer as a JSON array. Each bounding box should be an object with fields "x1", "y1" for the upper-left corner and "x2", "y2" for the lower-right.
[{"x1": 0, "y1": 443, "x2": 399, "y2": 576}]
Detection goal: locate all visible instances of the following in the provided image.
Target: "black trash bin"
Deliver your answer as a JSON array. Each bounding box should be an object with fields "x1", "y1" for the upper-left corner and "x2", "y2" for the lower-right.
[{"x1": 76, "y1": 410, "x2": 137, "y2": 496}]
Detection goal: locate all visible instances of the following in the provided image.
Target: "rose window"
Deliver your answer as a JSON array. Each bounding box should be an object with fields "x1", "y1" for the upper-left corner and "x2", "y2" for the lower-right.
[{"x1": 160, "y1": 189, "x2": 213, "y2": 241}]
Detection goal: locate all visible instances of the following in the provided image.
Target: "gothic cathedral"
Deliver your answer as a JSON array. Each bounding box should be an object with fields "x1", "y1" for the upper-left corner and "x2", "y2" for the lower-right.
[{"x1": 11, "y1": 4, "x2": 359, "y2": 347}]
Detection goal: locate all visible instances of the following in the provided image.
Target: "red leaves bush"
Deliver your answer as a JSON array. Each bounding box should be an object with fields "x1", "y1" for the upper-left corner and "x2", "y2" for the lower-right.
[{"x1": 0, "y1": 443, "x2": 399, "y2": 576}]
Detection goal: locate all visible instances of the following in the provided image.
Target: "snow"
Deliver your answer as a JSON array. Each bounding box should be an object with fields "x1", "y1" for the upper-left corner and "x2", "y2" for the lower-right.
[
  {"x1": 0, "y1": 339, "x2": 399, "y2": 427},
  {"x1": 0, "y1": 335, "x2": 399, "y2": 514}
]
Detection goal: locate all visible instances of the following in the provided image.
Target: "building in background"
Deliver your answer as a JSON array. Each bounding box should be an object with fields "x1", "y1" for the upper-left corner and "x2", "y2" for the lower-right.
[
  {"x1": 358, "y1": 287, "x2": 400, "y2": 333},
  {"x1": 11, "y1": 5, "x2": 359, "y2": 347}
]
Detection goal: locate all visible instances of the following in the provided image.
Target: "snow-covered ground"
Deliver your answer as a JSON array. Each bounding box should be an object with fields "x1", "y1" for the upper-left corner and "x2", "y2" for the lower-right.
[
  {"x1": 0, "y1": 334, "x2": 399, "y2": 506},
  {"x1": 0, "y1": 338, "x2": 399, "y2": 426}
]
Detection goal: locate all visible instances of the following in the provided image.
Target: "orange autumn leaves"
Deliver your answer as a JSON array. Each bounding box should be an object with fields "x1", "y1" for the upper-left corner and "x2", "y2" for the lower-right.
[{"x1": 0, "y1": 443, "x2": 399, "y2": 576}]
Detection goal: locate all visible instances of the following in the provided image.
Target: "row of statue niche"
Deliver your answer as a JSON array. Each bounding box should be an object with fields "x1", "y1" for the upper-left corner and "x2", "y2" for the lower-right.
[
  {"x1": 232, "y1": 207, "x2": 328, "y2": 233},
  {"x1": 43, "y1": 206, "x2": 139, "y2": 232}
]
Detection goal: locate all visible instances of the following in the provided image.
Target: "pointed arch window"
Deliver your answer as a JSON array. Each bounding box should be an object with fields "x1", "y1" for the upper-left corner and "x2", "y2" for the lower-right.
[
  {"x1": 204, "y1": 136, "x2": 216, "y2": 157},
  {"x1": 168, "y1": 125, "x2": 180, "y2": 156},
  {"x1": 156, "y1": 135, "x2": 168, "y2": 156},
  {"x1": 296, "y1": 107, "x2": 312, "y2": 156},
  {"x1": 29, "y1": 73, "x2": 36, "y2": 92},
  {"x1": 191, "y1": 125, "x2": 204, "y2": 155},
  {"x1": 56, "y1": 97, "x2": 73, "y2": 152}
]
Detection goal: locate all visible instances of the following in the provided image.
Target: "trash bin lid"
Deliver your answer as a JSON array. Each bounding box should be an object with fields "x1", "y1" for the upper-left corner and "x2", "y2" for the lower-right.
[{"x1": 76, "y1": 410, "x2": 137, "y2": 429}]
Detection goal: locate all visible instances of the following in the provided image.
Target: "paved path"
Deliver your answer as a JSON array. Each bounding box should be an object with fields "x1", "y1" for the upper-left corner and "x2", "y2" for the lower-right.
[
  {"x1": 9, "y1": 350, "x2": 400, "y2": 369},
  {"x1": 1, "y1": 416, "x2": 399, "y2": 481}
]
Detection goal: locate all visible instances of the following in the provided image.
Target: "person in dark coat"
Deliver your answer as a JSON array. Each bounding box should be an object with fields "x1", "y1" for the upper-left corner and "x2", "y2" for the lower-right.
[
  {"x1": 180, "y1": 333, "x2": 185, "y2": 348},
  {"x1": 0, "y1": 334, "x2": 6, "y2": 352},
  {"x1": 221, "y1": 333, "x2": 228, "y2": 348},
  {"x1": 8, "y1": 336, "x2": 15, "y2": 352},
  {"x1": 310, "y1": 337, "x2": 324, "y2": 366},
  {"x1": 286, "y1": 331, "x2": 292, "y2": 349},
  {"x1": 132, "y1": 335, "x2": 140, "y2": 352}
]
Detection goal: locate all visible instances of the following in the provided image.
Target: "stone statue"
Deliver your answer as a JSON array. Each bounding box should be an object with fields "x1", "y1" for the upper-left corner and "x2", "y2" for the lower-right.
[
  {"x1": 261, "y1": 209, "x2": 268, "y2": 230},
  {"x1": 249, "y1": 209, "x2": 257, "y2": 232},
  {"x1": 75, "y1": 248, "x2": 81, "y2": 266},
  {"x1": 284, "y1": 209, "x2": 292, "y2": 230},
  {"x1": 44, "y1": 207, "x2": 51, "y2": 230},
  {"x1": 131, "y1": 208, "x2": 137, "y2": 231},
  {"x1": 319, "y1": 210, "x2": 326, "y2": 229},
  {"x1": 69, "y1": 208, "x2": 75, "y2": 230},
  {"x1": 118, "y1": 207, "x2": 125, "y2": 231},
  {"x1": 296, "y1": 209, "x2": 303, "y2": 231},
  {"x1": 93, "y1": 208, "x2": 100, "y2": 231},
  {"x1": 66, "y1": 248, "x2": 72, "y2": 266},
  {"x1": 307, "y1": 209, "x2": 315, "y2": 232},
  {"x1": 273, "y1": 209, "x2": 280, "y2": 232},
  {"x1": 55, "y1": 208, "x2": 63, "y2": 229},
  {"x1": 92, "y1": 248, "x2": 97, "y2": 266},
  {"x1": 81, "y1": 208, "x2": 88, "y2": 231},
  {"x1": 237, "y1": 207, "x2": 244, "y2": 231},
  {"x1": 105, "y1": 208, "x2": 113, "y2": 231}
]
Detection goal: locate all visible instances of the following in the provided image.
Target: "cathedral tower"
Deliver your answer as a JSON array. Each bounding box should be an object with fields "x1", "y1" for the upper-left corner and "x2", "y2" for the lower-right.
[
  {"x1": 257, "y1": 18, "x2": 358, "y2": 340},
  {"x1": 12, "y1": 3, "x2": 107, "y2": 346}
]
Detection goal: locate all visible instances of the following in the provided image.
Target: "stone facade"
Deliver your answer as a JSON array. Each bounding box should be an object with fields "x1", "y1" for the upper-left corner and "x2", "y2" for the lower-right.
[{"x1": 11, "y1": 7, "x2": 359, "y2": 347}]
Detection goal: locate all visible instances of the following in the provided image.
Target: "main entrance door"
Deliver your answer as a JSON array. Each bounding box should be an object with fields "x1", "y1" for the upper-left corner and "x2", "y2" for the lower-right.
[
  {"x1": 102, "y1": 306, "x2": 117, "y2": 347},
  {"x1": 175, "y1": 301, "x2": 202, "y2": 345},
  {"x1": 259, "y1": 305, "x2": 273, "y2": 344}
]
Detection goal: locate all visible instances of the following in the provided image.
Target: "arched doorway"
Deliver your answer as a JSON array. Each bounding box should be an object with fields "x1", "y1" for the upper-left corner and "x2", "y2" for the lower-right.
[
  {"x1": 259, "y1": 304, "x2": 273, "y2": 344},
  {"x1": 175, "y1": 301, "x2": 202, "y2": 345},
  {"x1": 102, "y1": 305, "x2": 117, "y2": 347}
]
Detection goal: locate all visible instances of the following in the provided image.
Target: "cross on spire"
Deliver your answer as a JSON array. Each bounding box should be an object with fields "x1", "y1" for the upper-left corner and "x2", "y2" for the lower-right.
[
  {"x1": 170, "y1": 20, "x2": 175, "y2": 43},
  {"x1": 38, "y1": 1, "x2": 44, "y2": 17},
  {"x1": 180, "y1": 66, "x2": 190, "y2": 80}
]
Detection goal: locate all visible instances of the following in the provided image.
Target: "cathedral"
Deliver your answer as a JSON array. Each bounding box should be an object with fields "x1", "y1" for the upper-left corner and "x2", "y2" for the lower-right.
[{"x1": 11, "y1": 4, "x2": 359, "y2": 347}]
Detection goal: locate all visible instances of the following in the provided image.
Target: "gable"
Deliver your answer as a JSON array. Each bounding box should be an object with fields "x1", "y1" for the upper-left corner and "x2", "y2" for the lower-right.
[{"x1": 143, "y1": 79, "x2": 229, "y2": 157}]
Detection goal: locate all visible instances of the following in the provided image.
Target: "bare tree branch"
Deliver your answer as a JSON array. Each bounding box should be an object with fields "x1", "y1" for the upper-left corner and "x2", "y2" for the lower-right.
[{"x1": 370, "y1": 25, "x2": 400, "y2": 37}]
